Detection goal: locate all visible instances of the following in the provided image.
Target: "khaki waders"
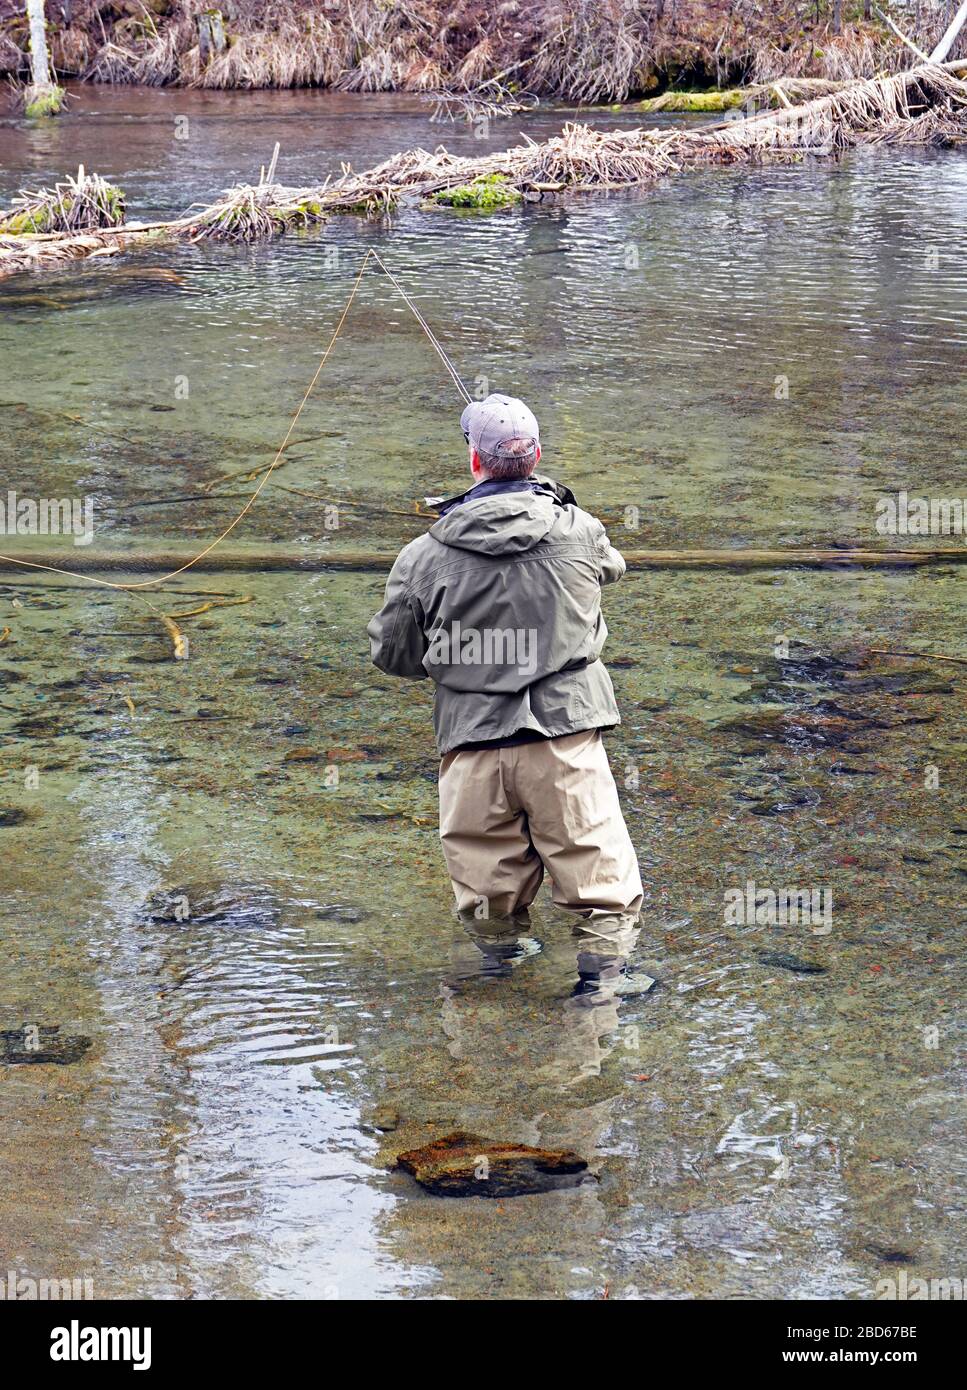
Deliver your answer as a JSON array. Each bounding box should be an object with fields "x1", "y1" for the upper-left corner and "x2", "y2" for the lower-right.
[{"x1": 438, "y1": 729, "x2": 643, "y2": 940}]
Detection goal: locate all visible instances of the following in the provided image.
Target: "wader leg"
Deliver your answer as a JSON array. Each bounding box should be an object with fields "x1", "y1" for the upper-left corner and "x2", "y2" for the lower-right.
[{"x1": 438, "y1": 745, "x2": 544, "y2": 925}]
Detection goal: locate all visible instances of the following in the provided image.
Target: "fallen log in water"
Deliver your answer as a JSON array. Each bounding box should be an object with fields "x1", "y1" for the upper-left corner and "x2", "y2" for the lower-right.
[
  {"x1": 713, "y1": 59, "x2": 967, "y2": 153},
  {"x1": 295, "y1": 58, "x2": 967, "y2": 209},
  {"x1": 0, "y1": 229, "x2": 125, "y2": 273},
  {"x1": 2, "y1": 546, "x2": 965, "y2": 576}
]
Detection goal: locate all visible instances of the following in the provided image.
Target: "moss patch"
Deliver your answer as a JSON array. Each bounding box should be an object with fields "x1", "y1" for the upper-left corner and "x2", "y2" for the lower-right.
[
  {"x1": 638, "y1": 88, "x2": 748, "y2": 112},
  {"x1": 430, "y1": 173, "x2": 522, "y2": 210},
  {"x1": 24, "y1": 85, "x2": 66, "y2": 119}
]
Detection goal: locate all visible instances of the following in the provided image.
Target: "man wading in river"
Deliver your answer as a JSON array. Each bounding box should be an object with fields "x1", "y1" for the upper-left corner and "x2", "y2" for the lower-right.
[{"x1": 368, "y1": 394, "x2": 642, "y2": 945}]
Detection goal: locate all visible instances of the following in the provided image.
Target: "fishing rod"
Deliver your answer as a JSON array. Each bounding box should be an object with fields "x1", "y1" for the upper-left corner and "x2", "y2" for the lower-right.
[{"x1": 368, "y1": 249, "x2": 472, "y2": 404}]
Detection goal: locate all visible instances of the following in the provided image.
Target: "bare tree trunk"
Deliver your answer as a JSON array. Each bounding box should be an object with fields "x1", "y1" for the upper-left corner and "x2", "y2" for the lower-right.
[
  {"x1": 833, "y1": 0, "x2": 843, "y2": 35},
  {"x1": 24, "y1": 0, "x2": 64, "y2": 116},
  {"x1": 930, "y1": 0, "x2": 967, "y2": 61},
  {"x1": 26, "y1": 0, "x2": 51, "y2": 86}
]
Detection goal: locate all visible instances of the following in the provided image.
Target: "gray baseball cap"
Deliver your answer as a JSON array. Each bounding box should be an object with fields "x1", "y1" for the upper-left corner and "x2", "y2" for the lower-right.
[{"x1": 460, "y1": 393, "x2": 540, "y2": 456}]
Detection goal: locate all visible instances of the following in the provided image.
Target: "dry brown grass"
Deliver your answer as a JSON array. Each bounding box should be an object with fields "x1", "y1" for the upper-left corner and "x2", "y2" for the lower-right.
[
  {"x1": 334, "y1": 0, "x2": 440, "y2": 92},
  {"x1": 529, "y1": 0, "x2": 654, "y2": 101},
  {"x1": 866, "y1": 103, "x2": 967, "y2": 145},
  {"x1": 456, "y1": 36, "x2": 496, "y2": 89},
  {"x1": 749, "y1": 30, "x2": 887, "y2": 85},
  {"x1": 0, "y1": 169, "x2": 126, "y2": 236},
  {"x1": 132, "y1": 18, "x2": 196, "y2": 87},
  {"x1": 49, "y1": 25, "x2": 93, "y2": 75},
  {"x1": 29, "y1": 0, "x2": 965, "y2": 100},
  {"x1": 175, "y1": 181, "x2": 329, "y2": 241},
  {"x1": 186, "y1": 16, "x2": 349, "y2": 90},
  {"x1": 83, "y1": 41, "x2": 140, "y2": 84}
]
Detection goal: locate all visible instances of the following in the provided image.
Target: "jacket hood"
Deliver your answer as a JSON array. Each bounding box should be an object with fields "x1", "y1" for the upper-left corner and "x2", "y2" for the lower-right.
[
  {"x1": 429, "y1": 489, "x2": 560, "y2": 556},
  {"x1": 434, "y1": 473, "x2": 576, "y2": 516}
]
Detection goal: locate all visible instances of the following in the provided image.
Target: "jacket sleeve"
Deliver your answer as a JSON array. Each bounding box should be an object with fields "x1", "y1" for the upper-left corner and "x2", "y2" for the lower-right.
[
  {"x1": 367, "y1": 552, "x2": 429, "y2": 680},
  {"x1": 596, "y1": 523, "x2": 626, "y2": 587}
]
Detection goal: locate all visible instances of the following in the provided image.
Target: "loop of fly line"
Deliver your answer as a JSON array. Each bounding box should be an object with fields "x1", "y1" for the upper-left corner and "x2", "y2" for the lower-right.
[{"x1": 0, "y1": 248, "x2": 472, "y2": 598}]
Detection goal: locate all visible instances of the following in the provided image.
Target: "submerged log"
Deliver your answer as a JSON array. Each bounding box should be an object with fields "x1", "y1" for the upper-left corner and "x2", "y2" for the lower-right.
[{"x1": 1, "y1": 546, "x2": 965, "y2": 576}]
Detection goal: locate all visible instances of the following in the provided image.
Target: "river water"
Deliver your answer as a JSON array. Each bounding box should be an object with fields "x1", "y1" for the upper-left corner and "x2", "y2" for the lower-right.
[{"x1": 0, "y1": 85, "x2": 965, "y2": 1299}]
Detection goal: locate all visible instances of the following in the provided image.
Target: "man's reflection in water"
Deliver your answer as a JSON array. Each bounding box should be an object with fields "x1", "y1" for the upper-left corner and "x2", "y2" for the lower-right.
[{"x1": 439, "y1": 911, "x2": 646, "y2": 1152}]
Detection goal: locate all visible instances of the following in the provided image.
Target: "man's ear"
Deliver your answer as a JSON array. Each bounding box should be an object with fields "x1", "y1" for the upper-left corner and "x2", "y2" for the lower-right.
[
  {"x1": 535, "y1": 443, "x2": 541, "y2": 463},
  {"x1": 470, "y1": 448, "x2": 483, "y2": 477}
]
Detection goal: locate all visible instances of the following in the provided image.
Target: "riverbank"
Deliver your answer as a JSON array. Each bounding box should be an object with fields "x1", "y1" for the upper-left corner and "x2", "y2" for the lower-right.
[{"x1": 1, "y1": 1, "x2": 964, "y2": 101}]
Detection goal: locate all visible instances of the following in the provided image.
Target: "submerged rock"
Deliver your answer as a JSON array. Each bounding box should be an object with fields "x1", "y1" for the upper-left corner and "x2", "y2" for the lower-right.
[
  {"x1": 867, "y1": 1244, "x2": 916, "y2": 1265},
  {"x1": 716, "y1": 708, "x2": 879, "y2": 751},
  {"x1": 749, "y1": 790, "x2": 813, "y2": 816},
  {"x1": 396, "y1": 1130, "x2": 588, "y2": 1198},
  {"x1": 718, "y1": 648, "x2": 951, "y2": 700},
  {"x1": 613, "y1": 970, "x2": 659, "y2": 998},
  {"x1": 142, "y1": 881, "x2": 281, "y2": 929},
  {"x1": 141, "y1": 882, "x2": 367, "y2": 932},
  {"x1": 372, "y1": 1104, "x2": 400, "y2": 1132},
  {"x1": 283, "y1": 746, "x2": 322, "y2": 762},
  {"x1": 1, "y1": 1024, "x2": 91, "y2": 1065},
  {"x1": 757, "y1": 951, "x2": 826, "y2": 975},
  {"x1": 316, "y1": 904, "x2": 367, "y2": 923}
]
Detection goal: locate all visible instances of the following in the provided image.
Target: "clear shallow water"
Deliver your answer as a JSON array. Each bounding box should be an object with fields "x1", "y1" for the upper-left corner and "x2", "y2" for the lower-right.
[{"x1": 0, "y1": 89, "x2": 965, "y2": 1299}]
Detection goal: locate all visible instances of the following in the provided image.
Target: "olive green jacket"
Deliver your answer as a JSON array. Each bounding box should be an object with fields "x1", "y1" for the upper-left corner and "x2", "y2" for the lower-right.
[{"x1": 367, "y1": 477, "x2": 626, "y2": 754}]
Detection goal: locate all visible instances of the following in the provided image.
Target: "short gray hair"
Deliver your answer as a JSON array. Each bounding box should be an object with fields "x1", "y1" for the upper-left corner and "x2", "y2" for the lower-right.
[{"x1": 477, "y1": 435, "x2": 538, "y2": 481}]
